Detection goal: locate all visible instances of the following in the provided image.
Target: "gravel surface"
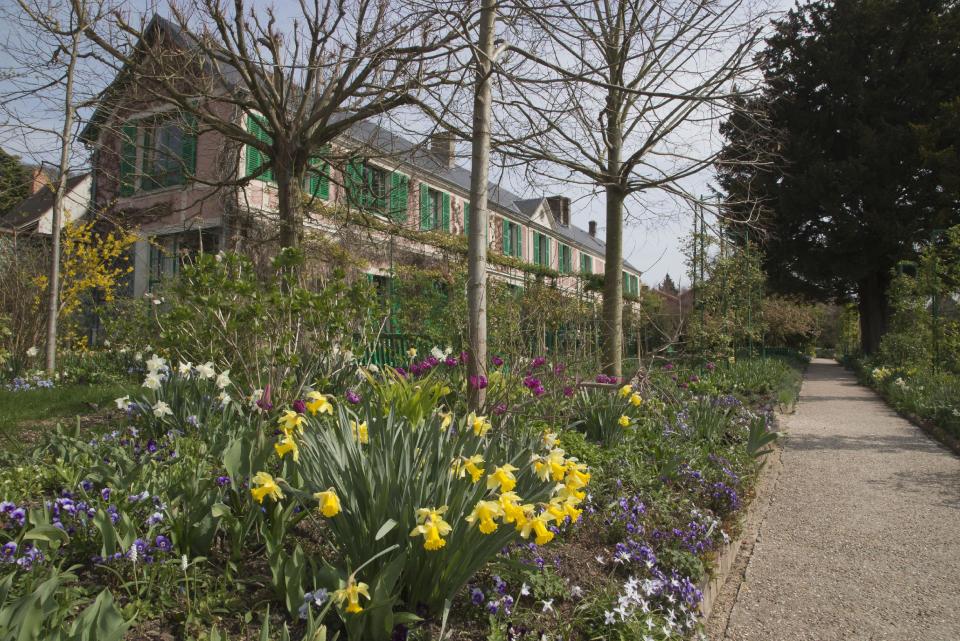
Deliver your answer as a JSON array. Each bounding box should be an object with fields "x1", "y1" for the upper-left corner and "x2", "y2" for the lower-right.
[{"x1": 719, "y1": 359, "x2": 960, "y2": 641}]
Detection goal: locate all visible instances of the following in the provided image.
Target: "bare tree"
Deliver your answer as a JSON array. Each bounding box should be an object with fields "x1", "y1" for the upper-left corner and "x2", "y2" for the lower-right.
[
  {"x1": 81, "y1": 0, "x2": 458, "y2": 249},
  {"x1": 499, "y1": 0, "x2": 763, "y2": 376},
  {"x1": 0, "y1": 0, "x2": 110, "y2": 373}
]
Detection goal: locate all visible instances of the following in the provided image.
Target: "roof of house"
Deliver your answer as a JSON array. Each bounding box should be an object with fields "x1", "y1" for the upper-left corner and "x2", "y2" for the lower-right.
[
  {"x1": 347, "y1": 120, "x2": 642, "y2": 272},
  {"x1": 84, "y1": 14, "x2": 641, "y2": 274},
  {"x1": 0, "y1": 173, "x2": 89, "y2": 233}
]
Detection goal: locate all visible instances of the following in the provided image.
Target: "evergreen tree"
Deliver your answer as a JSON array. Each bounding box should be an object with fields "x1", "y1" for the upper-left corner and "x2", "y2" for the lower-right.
[
  {"x1": 717, "y1": 0, "x2": 960, "y2": 353},
  {"x1": 0, "y1": 148, "x2": 28, "y2": 217}
]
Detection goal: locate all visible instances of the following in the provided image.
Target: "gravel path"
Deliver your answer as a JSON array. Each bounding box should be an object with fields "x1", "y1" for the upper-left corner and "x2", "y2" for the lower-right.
[{"x1": 719, "y1": 358, "x2": 960, "y2": 641}]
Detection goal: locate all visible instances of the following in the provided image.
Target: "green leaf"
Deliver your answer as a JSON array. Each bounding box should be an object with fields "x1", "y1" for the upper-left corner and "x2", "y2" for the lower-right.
[
  {"x1": 374, "y1": 519, "x2": 396, "y2": 541},
  {"x1": 22, "y1": 525, "x2": 70, "y2": 546}
]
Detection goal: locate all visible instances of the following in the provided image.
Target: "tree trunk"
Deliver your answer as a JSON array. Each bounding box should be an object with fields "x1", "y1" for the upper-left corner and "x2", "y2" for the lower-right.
[
  {"x1": 601, "y1": 87, "x2": 624, "y2": 377},
  {"x1": 275, "y1": 157, "x2": 302, "y2": 250},
  {"x1": 857, "y1": 271, "x2": 890, "y2": 355},
  {"x1": 466, "y1": 0, "x2": 496, "y2": 411},
  {"x1": 45, "y1": 27, "x2": 81, "y2": 374}
]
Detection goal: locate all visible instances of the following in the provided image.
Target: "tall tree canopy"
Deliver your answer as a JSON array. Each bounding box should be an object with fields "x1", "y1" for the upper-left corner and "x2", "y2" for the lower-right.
[
  {"x1": 718, "y1": 0, "x2": 960, "y2": 353},
  {"x1": 0, "y1": 149, "x2": 28, "y2": 217}
]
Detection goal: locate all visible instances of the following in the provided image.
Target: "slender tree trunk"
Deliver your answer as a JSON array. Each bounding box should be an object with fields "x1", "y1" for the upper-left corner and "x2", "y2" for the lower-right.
[
  {"x1": 857, "y1": 271, "x2": 890, "y2": 355},
  {"x1": 601, "y1": 98, "x2": 624, "y2": 377},
  {"x1": 45, "y1": 28, "x2": 81, "y2": 374},
  {"x1": 467, "y1": 0, "x2": 496, "y2": 410}
]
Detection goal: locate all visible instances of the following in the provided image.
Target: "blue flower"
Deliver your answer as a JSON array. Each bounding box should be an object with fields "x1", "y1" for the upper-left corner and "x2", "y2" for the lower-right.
[{"x1": 154, "y1": 535, "x2": 172, "y2": 552}]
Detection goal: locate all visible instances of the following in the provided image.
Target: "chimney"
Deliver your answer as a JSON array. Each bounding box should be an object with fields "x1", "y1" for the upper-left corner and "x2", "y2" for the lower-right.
[
  {"x1": 588, "y1": 220, "x2": 597, "y2": 237},
  {"x1": 430, "y1": 131, "x2": 456, "y2": 169},
  {"x1": 546, "y1": 196, "x2": 570, "y2": 226},
  {"x1": 29, "y1": 167, "x2": 51, "y2": 195}
]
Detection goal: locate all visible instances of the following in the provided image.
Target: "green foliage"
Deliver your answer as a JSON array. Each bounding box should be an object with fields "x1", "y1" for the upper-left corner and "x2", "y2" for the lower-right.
[
  {"x1": 109, "y1": 251, "x2": 376, "y2": 404},
  {"x1": 0, "y1": 149, "x2": 28, "y2": 217},
  {"x1": 685, "y1": 233, "x2": 765, "y2": 357},
  {"x1": 717, "y1": 1, "x2": 960, "y2": 353}
]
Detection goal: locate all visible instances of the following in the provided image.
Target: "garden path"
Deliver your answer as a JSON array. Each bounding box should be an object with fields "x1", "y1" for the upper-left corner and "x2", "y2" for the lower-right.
[{"x1": 718, "y1": 358, "x2": 960, "y2": 641}]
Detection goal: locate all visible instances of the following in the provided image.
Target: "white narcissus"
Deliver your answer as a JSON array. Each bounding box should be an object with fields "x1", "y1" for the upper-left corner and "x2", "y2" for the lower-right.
[{"x1": 152, "y1": 401, "x2": 172, "y2": 418}]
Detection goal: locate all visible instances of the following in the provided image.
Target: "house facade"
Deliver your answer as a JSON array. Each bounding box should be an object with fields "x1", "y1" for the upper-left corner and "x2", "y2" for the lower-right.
[{"x1": 80, "y1": 18, "x2": 643, "y2": 303}]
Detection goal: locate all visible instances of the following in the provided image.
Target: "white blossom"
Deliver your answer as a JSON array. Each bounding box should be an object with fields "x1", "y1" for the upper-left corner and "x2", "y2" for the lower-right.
[
  {"x1": 196, "y1": 362, "x2": 216, "y2": 379},
  {"x1": 152, "y1": 401, "x2": 173, "y2": 418},
  {"x1": 26, "y1": 346, "x2": 38, "y2": 357},
  {"x1": 216, "y1": 370, "x2": 231, "y2": 389},
  {"x1": 142, "y1": 374, "x2": 162, "y2": 390},
  {"x1": 114, "y1": 396, "x2": 130, "y2": 410}
]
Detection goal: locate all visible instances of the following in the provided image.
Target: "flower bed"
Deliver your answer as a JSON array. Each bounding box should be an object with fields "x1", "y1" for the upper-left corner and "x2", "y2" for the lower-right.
[
  {"x1": 0, "y1": 351, "x2": 797, "y2": 639},
  {"x1": 844, "y1": 357, "x2": 960, "y2": 443}
]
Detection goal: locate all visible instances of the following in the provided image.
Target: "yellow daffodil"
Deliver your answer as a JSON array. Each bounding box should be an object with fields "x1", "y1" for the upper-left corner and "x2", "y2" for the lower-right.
[
  {"x1": 278, "y1": 410, "x2": 305, "y2": 435},
  {"x1": 350, "y1": 420, "x2": 369, "y2": 444},
  {"x1": 274, "y1": 433, "x2": 299, "y2": 462},
  {"x1": 520, "y1": 512, "x2": 555, "y2": 545},
  {"x1": 541, "y1": 430, "x2": 559, "y2": 448},
  {"x1": 250, "y1": 471, "x2": 284, "y2": 503},
  {"x1": 314, "y1": 488, "x2": 341, "y2": 517},
  {"x1": 629, "y1": 393, "x2": 643, "y2": 407},
  {"x1": 409, "y1": 506, "x2": 453, "y2": 551},
  {"x1": 332, "y1": 578, "x2": 370, "y2": 614},
  {"x1": 619, "y1": 384, "x2": 633, "y2": 398},
  {"x1": 564, "y1": 461, "x2": 591, "y2": 491},
  {"x1": 487, "y1": 464, "x2": 519, "y2": 493},
  {"x1": 451, "y1": 454, "x2": 486, "y2": 483},
  {"x1": 547, "y1": 496, "x2": 583, "y2": 525},
  {"x1": 305, "y1": 391, "x2": 333, "y2": 416},
  {"x1": 499, "y1": 492, "x2": 533, "y2": 528},
  {"x1": 469, "y1": 412, "x2": 491, "y2": 437},
  {"x1": 466, "y1": 499, "x2": 504, "y2": 534},
  {"x1": 406, "y1": 347, "x2": 417, "y2": 358},
  {"x1": 618, "y1": 415, "x2": 631, "y2": 428},
  {"x1": 438, "y1": 409, "x2": 453, "y2": 431}
]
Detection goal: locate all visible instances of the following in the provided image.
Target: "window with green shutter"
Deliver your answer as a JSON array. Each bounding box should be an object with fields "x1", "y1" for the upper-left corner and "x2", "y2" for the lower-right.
[
  {"x1": 580, "y1": 253, "x2": 593, "y2": 274},
  {"x1": 533, "y1": 232, "x2": 551, "y2": 267},
  {"x1": 389, "y1": 171, "x2": 408, "y2": 222},
  {"x1": 119, "y1": 123, "x2": 138, "y2": 197},
  {"x1": 463, "y1": 202, "x2": 470, "y2": 235},
  {"x1": 346, "y1": 160, "x2": 388, "y2": 212},
  {"x1": 306, "y1": 145, "x2": 331, "y2": 200},
  {"x1": 502, "y1": 220, "x2": 524, "y2": 258},
  {"x1": 419, "y1": 185, "x2": 451, "y2": 231},
  {"x1": 558, "y1": 243, "x2": 572, "y2": 273},
  {"x1": 245, "y1": 115, "x2": 273, "y2": 181},
  {"x1": 120, "y1": 112, "x2": 196, "y2": 195}
]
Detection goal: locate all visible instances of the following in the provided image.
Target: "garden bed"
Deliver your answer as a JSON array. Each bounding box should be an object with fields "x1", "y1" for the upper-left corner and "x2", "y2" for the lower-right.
[{"x1": 0, "y1": 351, "x2": 802, "y2": 640}]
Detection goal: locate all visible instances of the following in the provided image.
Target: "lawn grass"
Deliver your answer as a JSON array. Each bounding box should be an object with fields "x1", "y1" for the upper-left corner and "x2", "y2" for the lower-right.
[{"x1": 0, "y1": 383, "x2": 132, "y2": 436}]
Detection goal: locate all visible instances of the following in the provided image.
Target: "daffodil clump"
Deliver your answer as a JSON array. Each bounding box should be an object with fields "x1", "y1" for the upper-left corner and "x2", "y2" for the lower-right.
[
  {"x1": 251, "y1": 373, "x2": 591, "y2": 614},
  {"x1": 120, "y1": 353, "x2": 236, "y2": 437}
]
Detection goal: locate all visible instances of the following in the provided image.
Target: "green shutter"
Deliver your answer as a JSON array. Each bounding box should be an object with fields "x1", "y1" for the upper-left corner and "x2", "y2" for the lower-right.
[
  {"x1": 245, "y1": 116, "x2": 262, "y2": 179},
  {"x1": 345, "y1": 159, "x2": 364, "y2": 207},
  {"x1": 119, "y1": 123, "x2": 137, "y2": 197},
  {"x1": 441, "y1": 192, "x2": 450, "y2": 232},
  {"x1": 502, "y1": 220, "x2": 511, "y2": 255},
  {"x1": 390, "y1": 171, "x2": 408, "y2": 222},
  {"x1": 463, "y1": 202, "x2": 470, "y2": 235},
  {"x1": 533, "y1": 232, "x2": 541, "y2": 265},
  {"x1": 246, "y1": 115, "x2": 273, "y2": 181},
  {"x1": 308, "y1": 157, "x2": 329, "y2": 200},
  {"x1": 181, "y1": 112, "x2": 197, "y2": 181},
  {"x1": 518, "y1": 225, "x2": 524, "y2": 259},
  {"x1": 545, "y1": 236, "x2": 551, "y2": 267},
  {"x1": 420, "y1": 183, "x2": 431, "y2": 229}
]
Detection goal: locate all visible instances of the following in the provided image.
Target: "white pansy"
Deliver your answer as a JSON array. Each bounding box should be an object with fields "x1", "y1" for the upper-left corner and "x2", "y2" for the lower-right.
[
  {"x1": 216, "y1": 370, "x2": 231, "y2": 389},
  {"x1": 520, "y1": 583, "x2": 530, "y2": 597},
  {"x1": 196, "y1": 362, "x2": 216, "y2": 379},
  {"x1": 142, "y1": 374, "x2": 162, "y2": 390},
  {"x1": 152, "y1": 400, "x2": 173, "y2": 418},
  {"x1": 26, "y1": 346, "x2": 38, "y2": 357},
  {"x1": 430, "y1": 346, "x2": 445, "y2": 360},
  {"x1": 178, "y1": 361, "x2": 193, "y2": 376},
  {"x1": 114, "y1": 395, "x2": 131, "y2": 410},
  {"x1": 541, "y1": 599, "x2": 554, "y2": 613}
]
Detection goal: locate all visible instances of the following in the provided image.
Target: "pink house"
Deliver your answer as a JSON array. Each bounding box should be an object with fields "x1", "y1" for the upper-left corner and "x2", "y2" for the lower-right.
[{"x1": 80, "y1": 17, "x2": 644, "y2": 300}]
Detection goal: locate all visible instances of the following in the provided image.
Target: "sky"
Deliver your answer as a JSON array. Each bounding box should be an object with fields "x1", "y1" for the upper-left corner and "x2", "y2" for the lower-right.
[{"x1": 0, "y1": 0, "x2": 795, "y2": 289}]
